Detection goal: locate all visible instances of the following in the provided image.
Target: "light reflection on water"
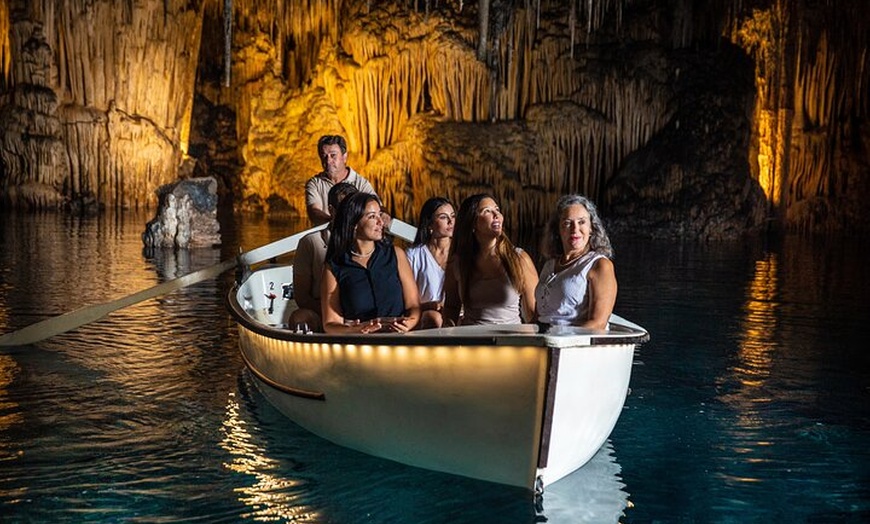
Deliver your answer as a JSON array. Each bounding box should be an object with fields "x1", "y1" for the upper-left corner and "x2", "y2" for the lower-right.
[
  {"x1": 0, "y1": 211, "x2": 868, "y2": 522},
  {"x1": 610, "y1": 234, "x2": 870, "y2": 522},
  {"x1": 221, "y1": 391, "x2": 317, "y2": 522}
]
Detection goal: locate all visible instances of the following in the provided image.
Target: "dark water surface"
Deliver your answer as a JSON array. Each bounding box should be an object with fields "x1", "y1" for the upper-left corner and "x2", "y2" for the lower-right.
[{"x1": 0, "y1": 211, "x2": 867, "y2": 523}]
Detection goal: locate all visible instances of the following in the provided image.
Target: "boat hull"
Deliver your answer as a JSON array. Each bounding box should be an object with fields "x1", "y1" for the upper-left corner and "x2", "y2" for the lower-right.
[{"x1": 229, "y1": 266, "x2": 646, "y2": 490}]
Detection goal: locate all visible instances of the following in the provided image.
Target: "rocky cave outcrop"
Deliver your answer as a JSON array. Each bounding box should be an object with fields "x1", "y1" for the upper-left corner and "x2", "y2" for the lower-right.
[{"x1": 142, "y1": 177, "x2": 221, "y2": 249}]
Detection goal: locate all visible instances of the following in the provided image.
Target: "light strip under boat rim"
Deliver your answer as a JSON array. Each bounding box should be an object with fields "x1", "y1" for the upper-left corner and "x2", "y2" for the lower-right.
[{"x1": 236, "y1": 329, "x2": 327, "y2": 401}]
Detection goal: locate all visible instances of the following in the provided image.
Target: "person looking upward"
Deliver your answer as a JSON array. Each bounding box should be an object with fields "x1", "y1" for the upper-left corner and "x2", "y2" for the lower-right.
[
  {"x1": 406, "y1": 197, "x2": 455, "y2": 328},
  {"x1": 442, "y1": 193, "x2": 538, "y2": 326},
  {"x1": 535, "y1": 194, "x2": 617, "y2": 330},
  {"x1": 305, "y1": 135, "x2": 376, "y2": 225}
]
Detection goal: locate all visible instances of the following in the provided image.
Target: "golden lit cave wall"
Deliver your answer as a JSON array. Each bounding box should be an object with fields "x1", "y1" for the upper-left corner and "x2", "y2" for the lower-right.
[
  {"x1": 230, "y1": 0, "x2": 673, "y2": 227},
  {"x1": 0, "y1": 1, "x2": 9, "y2": 87},
  {"x1": 2, "y1": 0, "x2": 204, "y2": 209},
  {"x1": 732, "y1": 1, "x2": 869, "y2": 231},
  {"x1": 1, "y1": 0, "x2": 864, "y2": 233}
]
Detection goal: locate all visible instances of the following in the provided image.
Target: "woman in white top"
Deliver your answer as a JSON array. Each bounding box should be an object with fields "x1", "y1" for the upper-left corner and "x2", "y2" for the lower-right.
[
  {"x1": 406, "y1": 197, "x2": 455, "y2": 328},
  {"x1": 535, "y1": 194, "x2": 617, "y2": 330}
]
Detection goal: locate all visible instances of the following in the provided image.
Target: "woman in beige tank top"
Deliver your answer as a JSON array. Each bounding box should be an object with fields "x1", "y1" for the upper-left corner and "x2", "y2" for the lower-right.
[{"x1": 442, "y1": 194, "x2": 538, "y2": 326}]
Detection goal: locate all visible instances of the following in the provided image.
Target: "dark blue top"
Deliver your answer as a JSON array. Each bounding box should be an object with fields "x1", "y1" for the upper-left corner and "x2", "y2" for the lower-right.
[{"x1": 328, "y1": 243, "x2": 405, "y2": 321}]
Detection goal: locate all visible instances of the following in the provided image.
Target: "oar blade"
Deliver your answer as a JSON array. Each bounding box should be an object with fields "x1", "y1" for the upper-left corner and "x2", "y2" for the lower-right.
[{"x1": 0, "y1": 258, "x2": 237, "y2": 347}]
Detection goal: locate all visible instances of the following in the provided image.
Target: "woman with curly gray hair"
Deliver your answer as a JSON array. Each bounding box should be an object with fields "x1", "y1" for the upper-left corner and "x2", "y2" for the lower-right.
[{"x1": 535, "y1": 194, "x2": 617, "y2": 330}]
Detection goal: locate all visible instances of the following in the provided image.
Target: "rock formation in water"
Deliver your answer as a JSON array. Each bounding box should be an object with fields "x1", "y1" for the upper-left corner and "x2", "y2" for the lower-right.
[
  {"x1": 0, "y1": 0, "x2": 867, "y2": 239},
  {"x1": 142, "y1": 177, "x2": 221, "y2": 249}
]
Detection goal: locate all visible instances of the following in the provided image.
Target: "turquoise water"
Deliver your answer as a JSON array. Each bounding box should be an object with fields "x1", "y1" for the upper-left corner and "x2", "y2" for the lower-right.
[{"x1": 0, "y1": 211, "x2": 867, "y2": 522}]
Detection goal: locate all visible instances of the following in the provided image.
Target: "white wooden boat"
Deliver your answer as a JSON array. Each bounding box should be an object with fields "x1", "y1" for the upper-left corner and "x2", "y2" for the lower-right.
[{"x1": 226, "y1": 223, "x2": 648, "y2": 491}]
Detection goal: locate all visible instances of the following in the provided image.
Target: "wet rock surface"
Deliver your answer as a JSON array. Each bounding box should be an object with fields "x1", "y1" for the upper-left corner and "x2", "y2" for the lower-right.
[{"x1": 142, "y1": 177, "x2": 221, "y2": 249}]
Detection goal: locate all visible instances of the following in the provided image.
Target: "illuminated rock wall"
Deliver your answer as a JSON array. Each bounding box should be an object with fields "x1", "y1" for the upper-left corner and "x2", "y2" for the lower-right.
[
  {"x1": 224, "y1": 0, "x2": 675, "y2": 234},
  {"x1": 731, "y1": 0, "x2": 869, "y2": 233},
  {"x1": 0, "y1": 0, "x2": 867, "y2": 237},
  {"x1": 219, "y1": 0, "x2": 867, "y2": 235},
  {"x1": 0, "y1": 0, "x2": 204, "y2": 210}
]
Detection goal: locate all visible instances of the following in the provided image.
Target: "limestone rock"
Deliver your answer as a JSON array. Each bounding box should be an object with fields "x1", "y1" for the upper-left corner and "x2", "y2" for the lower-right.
[
  {"x1": 142, "y1": 177, "x2": 221, "y2": 249},
  {"x1": 605, "y1": 47, "x2": 768, "y2": 240}
]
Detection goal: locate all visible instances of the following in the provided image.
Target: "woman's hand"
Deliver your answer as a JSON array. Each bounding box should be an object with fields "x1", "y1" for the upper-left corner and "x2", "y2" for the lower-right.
[
  {"x1": 345, "y1": 318, "x2": 383, "y2": 334},
  {"x1": 345, "y1": 317, "x2": 411, "y2": 333},
  {"x1": 383, "y1": 317, "x2": 411, "y2": 333}
]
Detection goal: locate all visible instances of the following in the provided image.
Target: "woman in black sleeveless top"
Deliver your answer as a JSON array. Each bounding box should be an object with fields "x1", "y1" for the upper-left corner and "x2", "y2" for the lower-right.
[{"x1": 322, "y1": 192, "x2": 420, "y2": 334}]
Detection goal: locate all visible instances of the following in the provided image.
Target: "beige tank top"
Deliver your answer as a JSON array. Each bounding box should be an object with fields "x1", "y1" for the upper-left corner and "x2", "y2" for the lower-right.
[{"x1": 461, "y1": 271, "x2": 522, "y2": 325}]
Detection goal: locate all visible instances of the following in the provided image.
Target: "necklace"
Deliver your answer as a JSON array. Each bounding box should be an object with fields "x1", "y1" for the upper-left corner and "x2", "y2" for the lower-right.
[
  {"x1": 351, "y1": 246, "x2": 375, "y2": 258},
  {"x1": 557, "y1": 251, "x2": 586, "y2": 269}
]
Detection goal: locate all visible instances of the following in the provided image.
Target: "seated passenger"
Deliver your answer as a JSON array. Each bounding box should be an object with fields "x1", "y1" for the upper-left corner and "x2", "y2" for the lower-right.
[
  {"x1": 288, "y1": 182, "x2": 358, "y2": 332},
  {"x1": 406, "y1": 197, "x2": 455, "y2": 328},
  {"x1": 535, "y1": 194, "x2": 617, "y2": 330},
  {"x1": 321, "y1": 192, "x2": 420, "y2": 334},
  {"x1": 443, "y1": 193, "x2": 538, "y2": 326}
]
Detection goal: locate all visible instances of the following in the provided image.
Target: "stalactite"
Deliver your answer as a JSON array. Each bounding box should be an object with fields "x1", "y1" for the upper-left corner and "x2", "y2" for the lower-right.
[
  {"x1": 567, "y1": 0, "x2": 575, "y2": 58},
  {"x1": 0, "y1": 0, "x2": 10, "y2": 89},
  {"x1": 731, "y1": 0, "x2": 868, "y2": 230},
  {"x1": 0, "y1": 0, "x2": 205, "y2": 209},
  {"x1": 477, "y1": 0, "x2": 490, "y2": 61},
  {"x1": 295, "y1": 0, "x2": 672, "y2": 215},
  {"x1": 585, "y1": 0, "x2": 592, "y2": 36},
  {"x1": 215, "y1": 0, "x2": 868, "y2": 233},
  {"x1": 224, "y1": 0, "x2": 232, "y2": 87}
]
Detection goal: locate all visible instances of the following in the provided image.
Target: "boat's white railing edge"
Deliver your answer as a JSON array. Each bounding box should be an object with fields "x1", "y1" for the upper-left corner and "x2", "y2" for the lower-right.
[
  {"x1": 541, "y1": 314, "x2": 649, "y2": 348},
  {"x1": 238, "y1": 223, "x2": 327, "y2": 267},
  {"x1": 237, "y1": 219, "x2": 418, "y2": 268},
  {"x1": 608, "y1": 313, "x2": 647, "y2": 334},
  {"x1": 240, "y1": 318, "x2": 646, "y2": 347}
]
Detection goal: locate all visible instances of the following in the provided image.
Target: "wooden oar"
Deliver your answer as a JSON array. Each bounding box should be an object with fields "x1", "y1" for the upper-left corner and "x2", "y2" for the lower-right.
[
  {"x1": 0, "y1": 223, "x2": 328, "y2": 347},
  {"x1": 0, "y1": 218, "x2": 418, "y2": 347}
]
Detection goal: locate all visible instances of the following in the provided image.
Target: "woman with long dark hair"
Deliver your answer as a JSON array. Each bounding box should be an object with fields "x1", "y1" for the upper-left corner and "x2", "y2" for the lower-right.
[
  {"x1": 321, "y1": 192, "x2": 420, "y2": 333},
  {"x1": 406, "y1": 197, "x2": 455, "y2": 328},
  {"x1": 442, "y1": 193, "x2": 538, "y2": 326}
]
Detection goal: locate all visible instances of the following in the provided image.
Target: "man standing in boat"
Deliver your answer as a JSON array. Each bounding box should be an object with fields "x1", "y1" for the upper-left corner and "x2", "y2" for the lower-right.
[{"x1": 305, "y1": 135, "x2": 377, "y2": 225}]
